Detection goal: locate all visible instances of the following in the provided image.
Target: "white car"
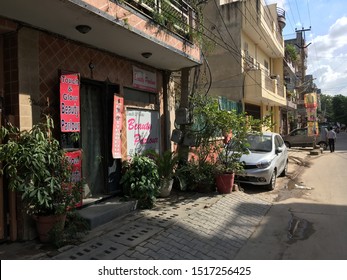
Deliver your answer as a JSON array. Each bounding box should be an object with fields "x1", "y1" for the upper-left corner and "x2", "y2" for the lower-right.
[{"x1": 234, "y1": 132, "x2": 288, "y2": 190}]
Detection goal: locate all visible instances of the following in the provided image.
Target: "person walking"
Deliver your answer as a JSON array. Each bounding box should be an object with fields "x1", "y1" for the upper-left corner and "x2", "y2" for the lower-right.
[{"x1": 327, "y1": 127, "x2": 337, "y2": 152}]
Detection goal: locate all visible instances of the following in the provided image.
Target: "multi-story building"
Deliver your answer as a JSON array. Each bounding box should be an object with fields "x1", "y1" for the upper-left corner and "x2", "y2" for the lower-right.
[
  {"x1": 0, "y1": 0, "x2": 202, "y2": 241},
  {"x1": 282, "y1": 41, "x2": 299, "y2": 134},
  {"x1": 203, "y1": 0, "x2": 287, "y2": 133}
]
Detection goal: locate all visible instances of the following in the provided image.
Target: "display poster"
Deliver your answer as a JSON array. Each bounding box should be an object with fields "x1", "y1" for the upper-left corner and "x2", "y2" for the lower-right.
[
  {"x1": 126, "y1": 109, "x2": 160, "y2": 157},
  {"x1": 65, "y1": 150, "x2": 82, "y2": 208},
  {"x1": 60, "y1": 73, "x2": 80, "y2": 132},
  {"x1": 306, "y1": 107, "x2": 317, "y2": 122},
  {"x1": 307, "y1": 121, "x2": 319, "y2": 136},
  {"x1": 304, "y1": 92, "x2": 318, "y2": 108},
  {"x1": 132, "y1": 66, "x2": 157, "y2": 92},
  {"x1": 112, "y1": 96, "x2": 124, "y2": 159}
]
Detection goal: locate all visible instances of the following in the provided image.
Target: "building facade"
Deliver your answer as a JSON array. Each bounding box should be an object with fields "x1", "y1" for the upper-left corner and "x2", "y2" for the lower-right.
[
  {"x1": 203, "y1": 0, "x2": 287, "y2": 133},
  {"x1": 0, "y1": 0, "x2": 202, "y2": 241}
]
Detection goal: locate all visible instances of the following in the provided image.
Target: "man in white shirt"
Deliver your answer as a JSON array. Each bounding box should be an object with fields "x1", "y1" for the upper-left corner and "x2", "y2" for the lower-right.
[{"x1": 327, "y1": 127, "x2": 337, "y2": 152}]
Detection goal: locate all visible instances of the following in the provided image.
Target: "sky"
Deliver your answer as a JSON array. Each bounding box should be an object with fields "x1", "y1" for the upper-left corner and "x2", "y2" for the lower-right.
[{"x1": 266, "y1": 0, "x2": 347, "y2": 96}]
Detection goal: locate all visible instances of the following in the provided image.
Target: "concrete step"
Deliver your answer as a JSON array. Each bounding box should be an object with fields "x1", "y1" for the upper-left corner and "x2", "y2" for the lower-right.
[{"x1": 77, "y1": 197, "x2": 137, "y2": 229}]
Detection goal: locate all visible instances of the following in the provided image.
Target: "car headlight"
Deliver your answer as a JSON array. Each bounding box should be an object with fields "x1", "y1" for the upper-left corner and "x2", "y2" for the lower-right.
[{"x1": 256, "y1": 160, "x2": 271, "y2": 168}]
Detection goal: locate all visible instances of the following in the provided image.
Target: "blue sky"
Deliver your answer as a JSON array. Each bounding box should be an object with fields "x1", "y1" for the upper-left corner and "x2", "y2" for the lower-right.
[{"x1": 267, "y1": 0, "x2": 347, "y2": 96}]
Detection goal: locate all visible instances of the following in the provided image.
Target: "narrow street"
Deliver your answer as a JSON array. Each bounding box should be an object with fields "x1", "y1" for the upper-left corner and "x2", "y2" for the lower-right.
[{"x1": 235, "y1": 131, "x2": 347, "y2": 259}]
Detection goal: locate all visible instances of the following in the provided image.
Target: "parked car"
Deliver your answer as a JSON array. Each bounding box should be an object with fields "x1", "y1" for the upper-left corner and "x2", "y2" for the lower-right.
[
  {"x1": 282, "y1": 126, "x2": 328, "y2": 150},
  {"x1": 230, "y1": 132, "x2": 288, "y2": 190}
]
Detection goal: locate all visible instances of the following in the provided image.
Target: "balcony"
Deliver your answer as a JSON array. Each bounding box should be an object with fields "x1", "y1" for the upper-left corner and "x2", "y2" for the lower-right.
[
  {"x1": 241, "y1": 1, "x2": 284, "y2": 57},
  {"x1": 244, "y1": 69, "x2": 286, "y2": 106},
  {"x1": 0, "y1": 0, "x2": 202, "y2": 71}
]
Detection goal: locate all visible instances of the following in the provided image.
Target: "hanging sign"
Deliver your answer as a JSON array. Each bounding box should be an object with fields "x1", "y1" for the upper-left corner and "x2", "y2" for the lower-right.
[
  {"x1": 60, "y1": 73, "x2": 80, "y2": 132},
  {"x1": 304, "y1": 92, "x2": 318, "y2": 108},
  {"x1": 112, "y1": 96, "x2": 124, "y2": 159},
  {"x1": 307, "y1": 121, "x2": 319, "y2": 136},
  {"x1": 306, "y1": 107, "x2": 317, "y2": 122},
  {"x1": 65, "y1": 150, "x2": 83, "y2": 208},
  {"x1": 132, "y1": 66, "x2": 157, "y2": 92}
]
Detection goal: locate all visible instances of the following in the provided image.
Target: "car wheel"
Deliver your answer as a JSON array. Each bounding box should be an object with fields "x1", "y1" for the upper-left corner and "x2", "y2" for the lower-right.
[
  {"x1": 280, "y1": 160, "x2": 288, "y2": 177},
  {"x1": 284, "y1": 141, "x2": 290, "y2": 148},
  {"x1": 318, "y1": 141, "x2": 327, "y2": 150},
  {"x1": 266, "y1": 171, "x2": 276, "y2": 191}
]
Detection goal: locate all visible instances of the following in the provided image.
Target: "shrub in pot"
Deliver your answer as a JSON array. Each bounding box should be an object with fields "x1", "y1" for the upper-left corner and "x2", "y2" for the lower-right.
[
  {"x1": 144, "y1": 149, "x2": 179, "y2": 197},
  {"x1": 0, "y1": 115, "x2": 81, "y2": 242},
  {"x1": 120, "y1": 154, "x2": 160, "y2": 208}
]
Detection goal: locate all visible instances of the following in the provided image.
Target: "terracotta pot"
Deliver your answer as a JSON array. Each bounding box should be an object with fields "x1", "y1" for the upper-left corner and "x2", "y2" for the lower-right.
[
  {"x1": 33, "y1": 214, "x2": 66, "y2": 243},
  {"x1": 216, "y1": 173, "x2": 235, "y2": 194}
]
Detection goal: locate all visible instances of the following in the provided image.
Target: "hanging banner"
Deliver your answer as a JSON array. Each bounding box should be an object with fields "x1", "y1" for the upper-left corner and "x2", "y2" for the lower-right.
[
  {"x1": 307, "y1": 121, "x2": 319, "y2": 136},
  {"x1": 306, "y1": 107, "x2": 317, "y2": 122},
  {"x1": 112, "y1": 96, "x2": 124, "y2": 159},
  {"x1": 126, "y1": 109, "x2": 160, "y2": 157},
  {"x1": 60, "y1": 73, "x2": 80, "y2": 132},
  {"x1": 132, "y1": 66, "x2": 157, "y2": 92},
  {"x1": 65, "y1": 150, "x2": 82, "y2": 208},
  {"x1": 304, "y1": 92, "x2": 318, "y2": 108}
]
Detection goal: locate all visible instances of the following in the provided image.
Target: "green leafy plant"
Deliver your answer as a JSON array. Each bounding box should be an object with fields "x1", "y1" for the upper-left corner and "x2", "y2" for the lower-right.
[
  {"x1": 0, "y1": 115, "x2": 80, "y2": 216},
  {"x1": 120, "y1": 154, "x2": 160, "y2": 209},
  {"x1": 144, "y1": 149, "x2": 179, "y2": 180}
]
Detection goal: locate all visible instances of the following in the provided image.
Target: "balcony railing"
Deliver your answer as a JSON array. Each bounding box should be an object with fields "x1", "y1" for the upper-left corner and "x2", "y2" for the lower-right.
[{"x1": 124, "y1": 0, "x2": 197, "y2": 40}]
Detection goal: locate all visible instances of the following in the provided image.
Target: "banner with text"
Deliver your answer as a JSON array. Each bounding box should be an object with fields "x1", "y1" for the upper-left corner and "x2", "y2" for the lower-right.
[
  {"x1": 126, "y1": 109, "x2": 160, "y2": 157},
  {"x1": 112, "y1": 96, "x2": 124, "y2": 159},
  {"x1": 60, "y1": 73, "x2": 80, "y2": 132},
  {"x1": 132, "y1": 66, "x2": 157, "y2": 92}
]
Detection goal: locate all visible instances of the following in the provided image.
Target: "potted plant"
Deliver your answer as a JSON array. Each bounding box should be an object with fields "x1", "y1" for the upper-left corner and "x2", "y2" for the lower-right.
[
  {"x1": 0, "y1": 115, "x2": 80, "y2": 242},
  {"x1": 144, "y1": 149, "x2": 179, "y2": 197},
  {"x1": 120, "y1": 154, "x2": 160, "y2": 208}
]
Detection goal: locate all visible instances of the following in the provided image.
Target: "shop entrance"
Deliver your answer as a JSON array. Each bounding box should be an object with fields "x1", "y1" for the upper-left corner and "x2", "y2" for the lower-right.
[{"x1": 80, "y1": 80, "x2": 121, "y2": 198}]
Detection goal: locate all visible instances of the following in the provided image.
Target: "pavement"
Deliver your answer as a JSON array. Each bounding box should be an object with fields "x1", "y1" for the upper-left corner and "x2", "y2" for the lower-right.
[{"x1": 0, "y1": 148, "x2": 314, "y2": 260}]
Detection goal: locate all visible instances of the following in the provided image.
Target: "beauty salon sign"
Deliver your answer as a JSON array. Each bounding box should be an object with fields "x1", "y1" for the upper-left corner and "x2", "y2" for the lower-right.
[
  {"x1": 132, "y1": 66, "x2": 157, "y2": 92},
  {"x1": 126, "y1": 109, "x2": 160, "y2": 157}
]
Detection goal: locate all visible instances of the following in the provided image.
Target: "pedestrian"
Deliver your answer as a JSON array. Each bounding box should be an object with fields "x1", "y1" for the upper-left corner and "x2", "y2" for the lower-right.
[{"x1": 327, "y1": 127, "x2": 337, "y2": 152}]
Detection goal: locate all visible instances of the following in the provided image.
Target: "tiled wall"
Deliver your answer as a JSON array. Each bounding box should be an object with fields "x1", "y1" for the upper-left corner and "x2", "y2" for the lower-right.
[{"x1": 3, "y1": 33, "x2": 19, "y2": 126}]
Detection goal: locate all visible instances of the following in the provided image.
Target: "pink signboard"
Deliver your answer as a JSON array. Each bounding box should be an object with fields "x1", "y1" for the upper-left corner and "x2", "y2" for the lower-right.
[
  {"x1": 65, "y1": 150, "x2": 82, "y2": 208},
  {"x1": 132, "y1": 66, "x2": 157, "y2": 92},
  {"x1": 60, "y1": 73, "x2": 80, "y2": 132},
  {"x1": 112, "y1": 96, "x2": 124, "y2": 159}
]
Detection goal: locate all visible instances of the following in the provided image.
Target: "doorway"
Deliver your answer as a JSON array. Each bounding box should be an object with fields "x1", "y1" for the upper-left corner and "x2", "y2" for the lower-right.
[{"x1": 80, "y1": 80, "x2": 121, "y2": 198}]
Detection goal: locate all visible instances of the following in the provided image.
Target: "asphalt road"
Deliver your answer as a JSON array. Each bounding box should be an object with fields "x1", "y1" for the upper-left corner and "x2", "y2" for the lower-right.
[{"x1": 235, "y1": 131, "x2": 347, "y2": 259}]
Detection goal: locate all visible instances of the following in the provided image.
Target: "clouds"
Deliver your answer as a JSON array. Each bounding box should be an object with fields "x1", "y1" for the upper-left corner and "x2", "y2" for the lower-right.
[{"x1": 309, "y1": 16, "x2": 347, "y2": 96}]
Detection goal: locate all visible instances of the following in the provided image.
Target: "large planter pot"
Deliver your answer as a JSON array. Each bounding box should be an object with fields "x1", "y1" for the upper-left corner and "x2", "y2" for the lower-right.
[
  {"x1": 216, "y1": 173, "x2": 235, "y2": 194},
  {"x1": 159, "y1": 178, "x2": 174, "y2": 198},
  {"x1": 33, "y1": 214, "x2": 67, "y2": 243}
]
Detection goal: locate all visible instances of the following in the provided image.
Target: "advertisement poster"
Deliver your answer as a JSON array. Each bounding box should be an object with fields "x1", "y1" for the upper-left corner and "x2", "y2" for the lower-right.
[
  {"x1": 307, "y1": 121, "x2": 319, "y2": 136},
  {"x1": 65, "y1": 150, "x2": 82, "y2": 208},
  {"x1": 112, "y1": 96, "x2": 124, "y2": 159},
  {"x1": 126, "y1": 109, "x2": 160, "y2": 157},
  {"x1": 132, "y1": 66, "x2": 157, "y2": 92},
  {"x1": 60, "y1": 73, "x2": 80, "y2": 132},
  {"x1": 304, "y1": 92, "x2": 318, "y2": 108},
  {"x1": 306, "y1": 107, "x2": 317, "y2": 122}
]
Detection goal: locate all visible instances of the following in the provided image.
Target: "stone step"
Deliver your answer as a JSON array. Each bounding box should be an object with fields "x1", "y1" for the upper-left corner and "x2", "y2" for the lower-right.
[{"x1": 77, "y1": 197, "x2": 137, "y2": 229}]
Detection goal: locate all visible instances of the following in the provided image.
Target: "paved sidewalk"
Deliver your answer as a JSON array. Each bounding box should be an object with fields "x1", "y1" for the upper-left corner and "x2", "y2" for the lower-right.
[
  {"x1": 52, "y1": 192, "x2": 271, "y2": 260},
  {"x1": 0, "y1": 148, "x2": 312, "y2": 260}
]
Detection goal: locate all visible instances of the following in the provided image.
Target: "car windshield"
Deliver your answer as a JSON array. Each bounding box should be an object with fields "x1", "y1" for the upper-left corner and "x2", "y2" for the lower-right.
[{"x1": 246, "y1": 134, "x2": 272, "y2": 152}]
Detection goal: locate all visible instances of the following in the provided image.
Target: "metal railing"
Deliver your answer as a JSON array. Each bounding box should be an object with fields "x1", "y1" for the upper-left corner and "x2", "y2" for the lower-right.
[{"x1": 124, "y1": 0, "x2": 197, "y2": 39}]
